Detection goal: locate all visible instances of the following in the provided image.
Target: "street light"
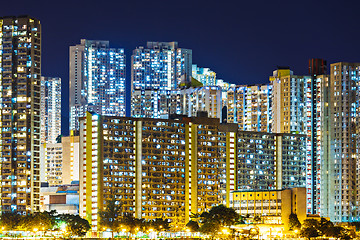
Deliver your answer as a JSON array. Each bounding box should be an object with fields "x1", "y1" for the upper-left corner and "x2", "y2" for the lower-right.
[
  {"x1": 222, "y1": 228, "x2": 230, "y2": 239},
  {"x1": 33, "y1": 228, "x2": 38, "y2": 240}
]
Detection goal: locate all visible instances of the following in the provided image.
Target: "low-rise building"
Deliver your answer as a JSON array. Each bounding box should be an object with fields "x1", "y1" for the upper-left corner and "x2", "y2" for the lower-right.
[
  {"x1": 231, "y1": 187, "x2": 307, "y2": 228},
  {"x1": 40, "y1": 182, "x2": 79, "y2": 215},
  {"x1": 40, "y1": 135, "x2": 80, "y2": 186}
]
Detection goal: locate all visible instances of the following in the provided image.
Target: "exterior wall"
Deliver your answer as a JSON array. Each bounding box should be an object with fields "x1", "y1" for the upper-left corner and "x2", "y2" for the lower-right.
[
  {"x1": 227, "y1": 84, "x2": 272, "y2": 132},
  {"x1": 70, "y1": 135, "x2": 80, "y2": 182},
  {"x1": 235, "y1": 131, "x2": 306, "y2": 191},
  {"x1": 40, "y1": 185, "x2": 79, "y2": 215},
  {"x1": 131, "y1": 42, "x2": 192, "y2": 92},
  {"x1": 40, "y1": 136, "x2": 74, "y2": 186},
  {"x1": 271, "y1": 74, "x2": 307, "y2": 134},
  {"x1": 69, "y1": 39, "x2": 126, "y2": 132},
  {"x1": 61, "y1": 136, "x2": 72, "y2": 185},
  {"x1": 330, "y1": 62, "x2": 360, "y2": 222},
  {"x1": 231, "y1": 188, "x2": 307, "y2": 228},
  {"x1": 131, "y1": 90, "x2": 183, "y2": 118},
  {"x1": 0, "y1": 16, "x2": 41, "y2": 213},
  {"x1": 40, "y1": 77, "x2": 61, "y2": 144},
  {"x1": 43, "y1": 142, "x2": 62, "y2": 186},
  {"x1": 183, "y1": 86, "x2": 222, "y2": 119},
  {"x1": 232, "y1": 190, "x2": 283, "y2": 218},
  {"x1": 192, "y1": 64, "x2": 216, "y2": 86},
  {"x1": 79, "y1": 112, "x2": 308, "y2": 231}
]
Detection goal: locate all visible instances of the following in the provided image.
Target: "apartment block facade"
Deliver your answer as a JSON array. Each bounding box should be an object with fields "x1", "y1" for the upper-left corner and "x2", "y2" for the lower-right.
[
  {"x1": 192, "y1": 64, "x2": 216, "y2": 86},
  {"x1": 227, "y1": 84, "x2": 272, "y2": 131},
  {"x1": 40, "y1": 135, "x2": 80, "y2": 186},
  {"x1": 79, "y1": 112, "x2": 306, "y2": 232},
  {"x1": 329, "y1": 62, "x2": 360, "y2": 222},
  {"x1": 131, "y1": 42, "x2": 192, "y2": 92},
  {"x1": 231, "y1": 188, "x2": 307, "y2": 228},
  {"x1": 69, "y1": 39, "x2": 126, "y2": 133},
  {"x1": 0, "y1": 16, "x2": 41, "y2": 213},
  {"x1": 40, "y1": 76, "x2": 61, "y2": 144},
  {"x1": 131, "y1": 90, "x2": 183, "y2": 118}
]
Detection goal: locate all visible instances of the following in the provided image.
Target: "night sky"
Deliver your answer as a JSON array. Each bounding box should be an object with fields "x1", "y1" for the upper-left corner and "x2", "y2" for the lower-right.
[{"x1": 1, "y1": 0, "x2": 360, "y2": 136}]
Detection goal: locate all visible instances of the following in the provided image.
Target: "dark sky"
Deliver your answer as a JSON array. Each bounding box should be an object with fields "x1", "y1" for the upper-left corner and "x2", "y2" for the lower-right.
[{"x1": 1, "y1": 0, "x2": 360, "y2": 136}]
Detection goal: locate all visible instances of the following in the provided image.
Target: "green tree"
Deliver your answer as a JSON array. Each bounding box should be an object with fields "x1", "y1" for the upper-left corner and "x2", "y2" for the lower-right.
[
  {"x1": 146, "y1": 218, "x2": 170, "y2": 232},
  {"x1": 300, "y1": 226, "x2": 319, "y2": 240},
  {"x1": 58, "y1": 214, "x2": 90, "y2": 237},
  {"x1": 339, "y1": 227, "x2": 356, "y2": 240},
  {"x1": 121, "y1": 215, "x2": 147, "y2": 234},
  {"x1": 288, "y1": 213, "x2": 301, "y2": 231},
  {"x1": 186, "y1": 220, "x2": 199, "y2": 232},
  {"x1": 325, "y1": 226, "x2": 343, "y2": 239},
  {"x1": 318, "y1": 217, "x2": 334, "y2": 236},
  {"x1": 238, "y1": 214, "x2": 250, "y2": 224},
  {"x1": 199, "y1": 205, "x2": 239, "y2": 239},
  {"x1": 199, "y1": 220, "x2": 219, "y2": 239},
  {"x1": 67, "y1": 215, "x2": 91, "y2": 237},
  {"x1": 99, "y1": 198, "x2": 122, "y2": 238},
  {"x1": 300, "y1": 219, "x2": 320, "y2": 240},
  {"x1": 19, "y1": 211, "x2": 56, "y2": 231},
  {"x1": 0, "y1": 212, "x2": 21, "y2": 231}
]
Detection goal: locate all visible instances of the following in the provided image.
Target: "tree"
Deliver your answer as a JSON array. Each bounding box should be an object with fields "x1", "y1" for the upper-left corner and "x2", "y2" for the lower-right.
[
  {"x1": 58, "y1": 214, "x2": 90, "y2": 237},
  {"x1": 199, "y1": 220, "x2": 219, "y2": 239},
  {"x1": 238, "y1": 214, "x2": 250, "y2": 224},
  {"x1": 121, "y1": 215, "x2": 147, "y2": 234},
  {"x1": 338, "y1": 227, "x2": 356, "y2": 240},
  {"x1": 199, "y1": 205, "x2": 239, "y2": 239},
  {"x1": 19, "y1": 211, "x2": 56, "y2": 231},
  {"x1": 300, "y1": 226, "x2": 319, "y2": 240},
  {"x1": 67, "y1": 215, "x2": 91, "y2": 237},
  {"x1": 0, "y1": 212, "x2": 21, "y2": 231},
  {"x1": 98, "y1": 198, "x2": 122, "y2": 238},
  {"x1": 318, "y1": 217, "x2": 334, "y2": 236},
  {"x1": 288, "y1": 213, "x2": 301, "y2": 231},
  {"x1": 148, "y1": 218, "x2": 170, "y2": 232},
  {"x1": 300, "y1": 219, "x2": 320, "y2": 240},
  {"x1": 186, "y1": 220, "x2": 199, "y2": 232},
  {"x1": 325, "y1": 226, "x2": 343, "y2": 239}
]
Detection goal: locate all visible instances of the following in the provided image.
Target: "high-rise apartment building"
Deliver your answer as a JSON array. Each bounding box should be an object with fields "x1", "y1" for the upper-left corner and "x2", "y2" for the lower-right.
[
  {"x1": 131, "y1": 42, "x2": 192, "y2": 119},
  {"x1": 40, "y1": 135, "x2": 80, "y2": 186},
  {"x1": 271, "y1": 68, "x2": 308, "y2": 133},
  {"x1": 41, "y1": 77, "x2": 61, "y2": 144},
  {"x1": 131, "y1": 90, "x2": 183, "y2": 118},
  {"x1": 227, "y1": 84, "x2": 272, "y2": 132},
  {"x1": 329, "y1": 62, "x2": 360, "y2": 222},
  {"x1": 131, "y1": 87, "x2": 223, "y2": 119},
  {"x1": 0, "y1": 16, "x2": 41, "y2": 213},
  {"x1": 216, "y1": 79, "x2": 236, "y2": 109},
  {"x1": 270, "y1": 65, "x2": 331, "y2": 217},
  {"x1": 69, "y1": 39, "x2": 126, "y2": 133},
  {"x1": 79, "y1": 112, "x2": 306, "y2": 232},
  {"x1": 234, "y1": 131, "x2": 306, "y2": 191},
  {"x1": 131, "y1": 42, "x2": 192, "y2": 91},
  {"x1": 192, "y1": 64, "x2": 216, "y2": 86},
  {"x1": 183, "y1": 86, "x2": 222, "y2": 119}
]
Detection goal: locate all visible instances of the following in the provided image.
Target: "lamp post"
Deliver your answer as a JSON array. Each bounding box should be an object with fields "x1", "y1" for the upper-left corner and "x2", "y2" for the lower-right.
[
  {"x1": 122, "y1": 228, "x2": 127, "y2": 238},
  {"x1": 185, "y1": 227, "x2": 190, "y2": 238},
  {"x1": 0, "y1": 227, "x2": 5, "y2": 238},
  {"x1": 222, "y1": 228, "x2": 230, "y2": 240},
  {"x1": 33, "y1": 228, "x2": 38, "y2": 240}
]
